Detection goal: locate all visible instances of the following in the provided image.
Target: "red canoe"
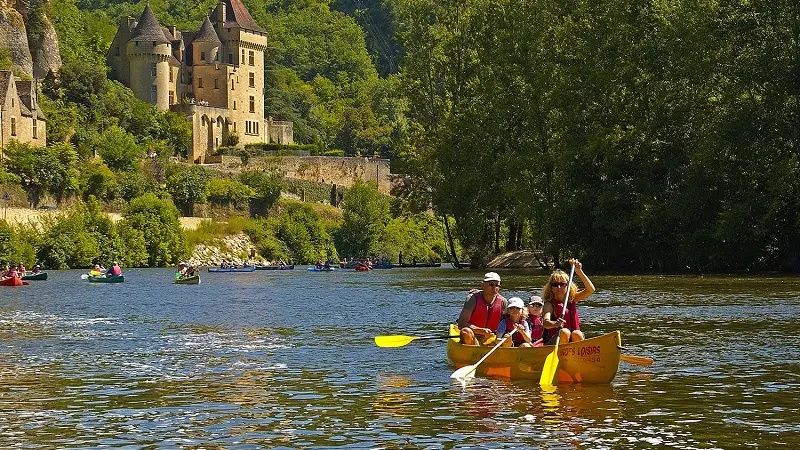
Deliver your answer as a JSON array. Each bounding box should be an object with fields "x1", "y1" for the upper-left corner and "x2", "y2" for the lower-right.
[{"x1": 0, "y1": 276, "x2": 28, "y2": 286}]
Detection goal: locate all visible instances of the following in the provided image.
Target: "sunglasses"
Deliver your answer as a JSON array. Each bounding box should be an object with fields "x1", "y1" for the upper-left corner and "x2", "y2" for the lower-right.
[
  {"x1": 551, "y1": 282, "x2": 567, "y2": 288},
  {"x1": 486, "y1": 282, "x2": 500, "y2": 287}
]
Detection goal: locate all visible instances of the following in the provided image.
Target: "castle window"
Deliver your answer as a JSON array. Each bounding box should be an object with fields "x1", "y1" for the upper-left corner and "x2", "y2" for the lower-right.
[
  {"x1": 169, "y1": 68, "x2": 173, "y2": 82},
  {"x1": 255, "y1": 122, "x2": 259, "y2": 135},
  {"x1": 248, "y1": 51, "x2": 254, "y2": 66},
  {"x1": 169, "y1": 91, "x2": 174, "y2": 104},
  {"x1": 33, "y1": 119, "x2": 37, "y2": 139},
  {"x1": 11, "y1": 98, "x2": 13, "y2": 107},
  {"x1": 249, "y1": 72, "x2": 254, "y2": 88},
  {"x1": 233, "y1": 122, "x2": 236, "y2": 132},
  {"x1": 249, "y1": 96, "x2": 255, "y2": 113},
  {"x1": 152, "y1": 41, "x2": 157, "y2": 47},
  {"x1": 10, "y1": 118, "x2": 15, "y2": 136},
  {"x1": 228, "y1": 54, "x2": 233, "y2": 64},
  {"x1": 233, "y1": 101, "x2": 236, "y2": 110},
  {"x1": 201, "y1": 51, "x2": 205, "y2": 61},
  {"x1": 214, "y1": 78, "x2": 219, "y2": 89},
  {"x1": 231, "y1": 80, "x2": 234, "y2": 90},
  {"x1": 241, "y1": 49, "x2": 245, "y2": 63},
  {"x1": 151, "y1": 63, "x2": 157, "y2": 77},
  {"x1": 198, "y1": 78, "x2": 203, "y2": 88},
  {"x1": 151, "y1": 85, "x2": 157, "y2": 102},
  {"x1": 114, "y1": 47, "x2": 120, "y2": 56},
  {"x1": 135, "y1": 41, "x2": 139, "y2": 46}
]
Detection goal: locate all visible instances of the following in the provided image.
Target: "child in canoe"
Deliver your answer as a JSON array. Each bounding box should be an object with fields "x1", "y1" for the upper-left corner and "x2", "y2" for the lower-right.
[{"x1": 495, "y1": 297, "x2": 533, "y2": 348}]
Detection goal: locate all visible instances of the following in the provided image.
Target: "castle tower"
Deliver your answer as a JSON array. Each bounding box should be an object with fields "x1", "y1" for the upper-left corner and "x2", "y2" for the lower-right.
[
  {"x1": 192, "y1": 17, "x2": 221, "y2": 65},
  {"x1": 125, "y1": 4, "x2": 172, "y2": 110},
  {"x1": 210, "y1": 0, "x2": 267, "y2": 147}
]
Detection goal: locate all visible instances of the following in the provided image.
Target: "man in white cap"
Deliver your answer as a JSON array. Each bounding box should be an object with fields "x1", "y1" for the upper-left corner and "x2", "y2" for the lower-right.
[{"x1": 456, "y1": 272, "x2": 507, "y2": 345}]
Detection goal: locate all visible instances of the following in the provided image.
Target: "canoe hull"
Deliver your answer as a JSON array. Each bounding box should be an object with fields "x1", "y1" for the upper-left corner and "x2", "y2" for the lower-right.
[
  {"x1": 447, "y1": 325, "x2": 621, "y2": 383},
  {"x1": 0, "y1": 277, "x2": 28, "y2": 286},
  {"x1": 22, "y1": 272, "x2": 47, "y2": 281},
  {"x1": 207, "y1": 266, "x2": 256, "y2": 273},
  {"x1": 175, "y1": 275, "x2": 200, "y2": 284},
  {"x1": 88, "y1": 275, "x2": 125, "y2": 283},
  {"x1": 307, "y1": 267, "x2": 335, "y2": 272},
  {"x1": 255, "y1": 265, "x2": 295, "y2": 271}
]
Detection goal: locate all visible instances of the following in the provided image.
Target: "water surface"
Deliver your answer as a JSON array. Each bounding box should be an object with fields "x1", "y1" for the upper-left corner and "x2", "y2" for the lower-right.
[{"x1": 0, "y1": 268, "x2": 797, "y2": 448}]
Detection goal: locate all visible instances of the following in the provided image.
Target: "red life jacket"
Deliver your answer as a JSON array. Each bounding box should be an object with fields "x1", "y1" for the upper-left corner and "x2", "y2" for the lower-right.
[
  {"x1": 502, "y1": 316, "x2": 527, "y2": 347},
  {"x1": 527, "y1": 315, "x2": 544, "y2": 340},
  {"x1": 467, "y1": 293, "x2": 504, "y2": 331},
  {"x1": 543, "y1": 300, "x2": 580, "y2": 342},
  {"x1": 112, "y1": 265, "x2": 121, "y2": 276}
]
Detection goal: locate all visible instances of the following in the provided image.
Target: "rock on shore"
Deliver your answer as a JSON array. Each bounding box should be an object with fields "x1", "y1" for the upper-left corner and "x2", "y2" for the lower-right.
[{"x1": 187, "y1": 233, "x2": 264, "y2": 267}]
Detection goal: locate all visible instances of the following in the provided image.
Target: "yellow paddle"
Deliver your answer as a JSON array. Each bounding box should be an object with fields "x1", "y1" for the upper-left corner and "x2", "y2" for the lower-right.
[
  {"x1": 539, "y1": 263, "x2": 576, "y2": 386},
  {"x1": 374, "y1": 334, "x2": 459, "y2": 348},
  {"x1": 621, "y1": 354, "x2": 654, "y2": 366},
  {"x1": 450, "y1": 329, "x2": 516, "y2": 381}
]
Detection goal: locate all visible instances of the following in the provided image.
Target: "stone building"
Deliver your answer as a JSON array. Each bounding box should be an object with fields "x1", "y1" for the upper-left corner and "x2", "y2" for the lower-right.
[
  {"x1": 106, "y1": 1, "x2": 293, "y2": 163},
  {"x1": 0, "y1": 71, "x2": 47, "y2": 152}
]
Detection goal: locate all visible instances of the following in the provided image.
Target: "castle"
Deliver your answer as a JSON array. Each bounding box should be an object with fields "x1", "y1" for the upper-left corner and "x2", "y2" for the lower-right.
[{"x1": 106, "y1": 1, "x2": 293, "y2": 163}]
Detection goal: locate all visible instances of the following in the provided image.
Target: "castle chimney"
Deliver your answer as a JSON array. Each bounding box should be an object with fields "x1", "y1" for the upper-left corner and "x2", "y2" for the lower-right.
[{"x1": 217, "y1": 2, "x2": 226, "y2": 24}]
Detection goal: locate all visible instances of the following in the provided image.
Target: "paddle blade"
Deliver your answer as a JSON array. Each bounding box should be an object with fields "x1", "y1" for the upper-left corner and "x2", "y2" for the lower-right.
[
  {"x1": 539, "y1": 349, "x2": 559, "y2": 386},
  {"x1": 621, "y1": 354, "x2": 654, "y2": 366},
  {"x1": 374, "y1": 335, "x2": 416, "y2": 348},
  {"x1": 450, "y1": 364, "x2": 477, "y2": 380},
  {"x1": 80, "y1": 274, "x2": 89, "y2": 280}
]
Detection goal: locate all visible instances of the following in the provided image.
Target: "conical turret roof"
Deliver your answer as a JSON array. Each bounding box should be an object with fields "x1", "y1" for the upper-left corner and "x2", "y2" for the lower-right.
[
  {"x1": 193, "y1": 16, "x2": 221, "y2": 44},
  {"x1": 131, "y1": 4, "x2": 171, "y2": 44}
]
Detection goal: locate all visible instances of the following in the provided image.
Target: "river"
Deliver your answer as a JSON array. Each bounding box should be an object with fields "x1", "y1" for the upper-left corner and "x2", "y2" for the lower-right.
[{"x1": 0, "y1": 268, "x2": 797, "y2": 448}]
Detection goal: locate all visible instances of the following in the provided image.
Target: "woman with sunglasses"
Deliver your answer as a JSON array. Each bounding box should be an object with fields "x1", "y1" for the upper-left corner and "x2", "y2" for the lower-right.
[{"x1": 541, "y1": 259, "x2": 595, "y2": 345}]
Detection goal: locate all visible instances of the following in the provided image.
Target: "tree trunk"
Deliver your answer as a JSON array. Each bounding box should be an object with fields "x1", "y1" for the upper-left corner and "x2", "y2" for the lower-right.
[{"x1": 443, "y1": 214, "x2": 460, "y2": 267}]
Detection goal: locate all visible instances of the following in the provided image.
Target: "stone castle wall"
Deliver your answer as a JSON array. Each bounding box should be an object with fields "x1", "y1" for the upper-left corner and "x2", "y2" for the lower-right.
[{"x1": 213, "y1": 156, "x2": 392, "y2": 194}]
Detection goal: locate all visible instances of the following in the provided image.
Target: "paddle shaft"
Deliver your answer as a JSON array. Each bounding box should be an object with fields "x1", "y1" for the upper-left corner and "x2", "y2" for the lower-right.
[{"x1": 452, "y1": 328, "x2": 516, "y2": 379}]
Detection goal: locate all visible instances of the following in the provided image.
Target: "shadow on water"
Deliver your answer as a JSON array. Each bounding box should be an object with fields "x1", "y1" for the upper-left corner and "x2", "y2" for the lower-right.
[{"x1": 0, "y1": 268, "x2": 797, "y2": 446}]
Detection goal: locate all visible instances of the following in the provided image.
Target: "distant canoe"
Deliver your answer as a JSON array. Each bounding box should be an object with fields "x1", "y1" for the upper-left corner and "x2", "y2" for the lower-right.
[
  {"x1": 307, "y1": 267, "x2": 335, "y2": 272},
  {"x1": 88, "y1": 275, "x2": 124, "y2": 283},
  {"x1": 355, "y1": 264, "x2": 371, "y2": 271},
  {"x1": 175, "y1": 275, "x2": 201, "y2": 284},
  {"x1": 255, "y1": 265, "x2": 295, "y2": 271},
  {"x1": 0, "y1": 276, "x2": 28, "y2": 286},
  {"x1": 396, "y1": 262, "x2": 441, "y2": 268},
  {"x1": 207, "y1": 266, "x2": 257, "y2": 273},
  {"x1": 22, "y1": 272, "x2": 48, "y2": 281}
]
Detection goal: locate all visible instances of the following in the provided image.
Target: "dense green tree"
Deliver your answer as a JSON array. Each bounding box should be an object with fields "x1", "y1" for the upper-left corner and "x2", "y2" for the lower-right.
[
  {"x1": 119, "y1": 193, "x2": 184, "y2": 266},
  {"x1": 334, "y1": 180, "x2": 389, "y2": 257},
  {"x1": 95, "y1": 125, "x2": 143, "y2": 172},
  {"x1": 207, "y1": 178, "x2": 255, "y2": 210},
  {"x1": 166, "y1": 165, "x2": 210, "y2": 215},
  {"x1": 3, "y1": 141, "x2": 79, "y2": 207},
  {"x1": 239, "y1": 170, "x2": 283, "y2": 217}
]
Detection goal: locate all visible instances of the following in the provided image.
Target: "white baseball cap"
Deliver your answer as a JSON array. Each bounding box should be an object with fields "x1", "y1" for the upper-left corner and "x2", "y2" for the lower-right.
[
  {"x1": 507, "y1": 297, "x2": 525, "y2": 309},
  {"x1": 483, "y1": 272, "x2": 501, "y2": 282}
]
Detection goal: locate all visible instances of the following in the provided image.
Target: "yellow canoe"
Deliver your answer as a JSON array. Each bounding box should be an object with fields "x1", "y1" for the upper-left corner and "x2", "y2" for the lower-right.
[{"x1": 447, "y1": 325, "x2": 622, "y2": 383}]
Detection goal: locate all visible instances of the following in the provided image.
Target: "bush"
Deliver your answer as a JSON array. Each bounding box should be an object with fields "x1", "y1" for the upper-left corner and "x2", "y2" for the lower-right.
[
  {"x1": 35, "y1": 198, "x2": 121, "y2": 269},
  {"x1": 119, "y1": 193, "x2": 185, "y2": 266},
  {"x1": 240, "y1": 170, "x2": 283, "y2": 216},
  {"x1": 207, "y1": 177, "x2": 255, "y2": 210},
  {"x1": 166, "y1": 164, "x2": 210, "y2": 216},
  {"x1": 95, "y1": 125, "x2": 143, "y2": 172},
  {"x1": 80, "y1": 159, "x2": 118, "y2": 202}
]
